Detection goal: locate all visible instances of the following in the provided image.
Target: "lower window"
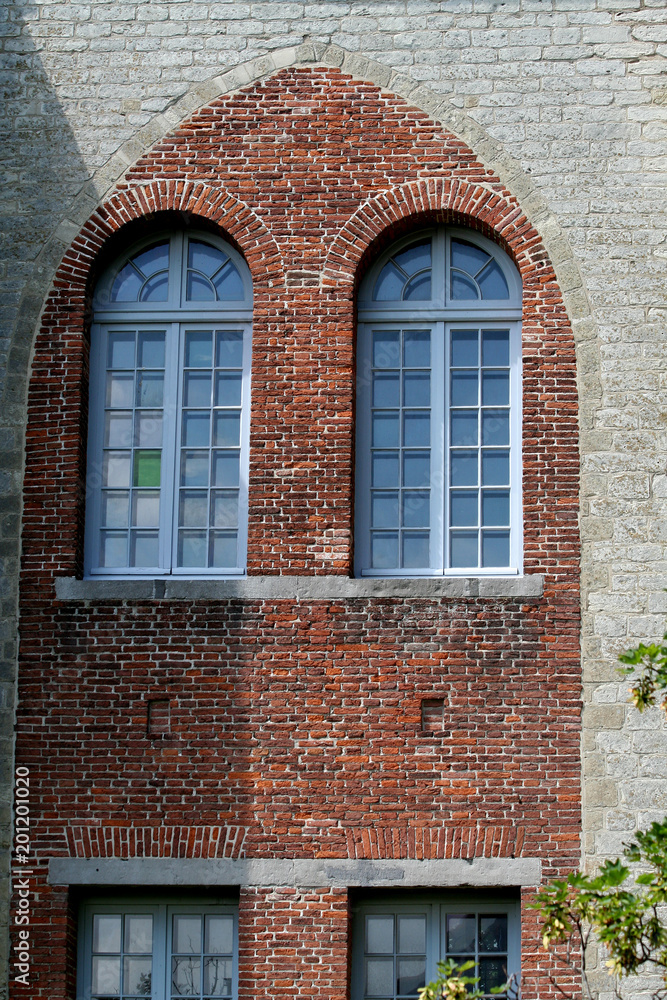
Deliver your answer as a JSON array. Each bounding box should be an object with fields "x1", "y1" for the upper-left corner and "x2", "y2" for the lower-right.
[
  {"x1": 78, "y1": 899, "x2": 238, "y2": 999},
  {"x1": 351, "y1": 894, "x2": 520, "y2": 999}
]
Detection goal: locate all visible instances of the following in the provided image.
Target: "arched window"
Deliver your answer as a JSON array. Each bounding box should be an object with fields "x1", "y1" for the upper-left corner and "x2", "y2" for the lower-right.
[
  {"x1": 356, "y1": 227, "x2": 522, "y2": 576},
  {"x1": 85, "y1": 230, "x2": 252, "y2": 577}
]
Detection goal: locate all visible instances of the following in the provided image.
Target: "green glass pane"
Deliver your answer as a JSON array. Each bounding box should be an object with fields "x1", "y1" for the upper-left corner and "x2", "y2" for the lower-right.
[{"x1": 133, "y1": 450, "x2": 161, "y2": 487}]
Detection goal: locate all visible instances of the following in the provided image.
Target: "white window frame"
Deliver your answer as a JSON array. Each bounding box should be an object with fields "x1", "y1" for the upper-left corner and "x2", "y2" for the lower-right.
[
  {"x1": 355, "y1": 227, "x2": 522, "y2": 578},
  {"x1": 77, "y1": 897, "x2": 239, "y2": 1000},
  {"x1": 351, "y1": 894, "x2": 520, "y2": 1000},
  {"x1": 85, "y1": 230, "x2": 253, "y2": 579}
]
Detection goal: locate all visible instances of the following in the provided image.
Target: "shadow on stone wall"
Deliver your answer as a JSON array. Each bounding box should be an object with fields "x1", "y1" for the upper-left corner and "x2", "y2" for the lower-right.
[{"x1": 0, "y1": 5, "x2": 89, "y2": 998}]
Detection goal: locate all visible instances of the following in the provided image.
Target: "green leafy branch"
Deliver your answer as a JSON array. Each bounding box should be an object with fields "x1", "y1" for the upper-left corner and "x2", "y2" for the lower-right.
[{"x1": 418, "y1": 958, "x2": 518, "y2": 1000}]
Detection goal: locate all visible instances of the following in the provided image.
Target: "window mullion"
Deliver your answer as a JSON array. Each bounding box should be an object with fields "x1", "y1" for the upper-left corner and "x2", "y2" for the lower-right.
[
  {"x1": 162, "y1": 322, "x2": 180, "y2": 574},
  {"x1": 431, "y1": 323, "x2": 446, "y2": 575}
]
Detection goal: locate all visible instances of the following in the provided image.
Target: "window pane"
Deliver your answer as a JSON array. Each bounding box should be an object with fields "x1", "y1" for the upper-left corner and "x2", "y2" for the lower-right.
[
  {"x1": 172, "y1": 956, "x2": 201, "y2": 996},
  {"x1": 450, "y1": 371, "x2": 477, "y2": 407},
  {"x1": 213, "y1": 412, "x2": 241, "y2": 447},
  {"x1": 212, "y1": 451, "x2": 240, "y2": 488},
  {"x1": 182, "y1": 412, "x2": 210, "y2": 447},
  {"x1": 372, "y1": 453, "x2": 399, "y2": 488},
  {"x1": 367, "y1": 915, "x2": 394, "y2": 954},
  {"x1": 482, "y1": 450, "x2": 509, "y2": 486},
  {"x1": 482, "y1": 531, "x2": 509, "y2": 568},
  {"x1": 107, "y1": 374, "x2": 134, "y2": 408},
  {"x1": 210, "y1": 531, "x2": 237, "y2": 568},
  {"x1": 130, "y1": 531, "x2": 158, "y2": 567},
  {"x1": 481, "y1": 371, "x2": 509, "y2": 407},
  {"x1": 450, "y1": 411, "x2": 477, "y2": 447},
  {"x1": 482, "y1": 491, "x2": 509, "y2": 527},
  {"x1": 215, "y1": 372, "x2": 242, "y2": 407},
  {"x1": 213, "y1": 263, "x2": 245, "y2": 300},
  {"x1": 134, "y1": 242, "x2": 169, "y2": 277},
  {"x1": 450, "y1": 451, "x2": 477, "y2": 487},
  {"x1": 451, "y1": 271, "x2": 479, "y2": 299},
  {"x1": 93, "y1": 915, "x2": 122, "y2": 953},
  {"x1": 397, "y1": 957, "x2": 426, "y2": 995},
  {"x1": 136, "y1": 411, "x2": 163, "y2": 448},
  {"x1": 140, "y1": 272, "x2": 168, "y2": 302},
  {"x1": 185, "y1": 331, "x2": 213, "y2": 368},
  {"x1": 374, "y1": 261, "x2": 405, "y2": 301},
  {"x1": 372, "y1": 412, "x2": 400, "y2": 448},
  {"x1": 105, "y1": 412, "x2": 133, "y2": 448},
  {"x1": 179, "y1": 491, "x2": 208, "y2": 527},
  {"x1": 111, "y1": 265, "x2": 142, "y2": 303},
  {"x1": 394, "y1": 240, "x2": 431, "y2": 276},
  {"x1": 372, "y1": 492, "x2": 399, "y2": 529},
  {"x1": 181, "y1": 451, "x2": 209, "y2": 488},
  {"x1": 451, "y1": 239, "x2": 489, "y2": 275},
  {"x1": 478, "y1": 261, "x2": 509, "y2": 299},
  {"x1": 450, "y1": 330, "x2": 478, "y2": 368},
  {"x1": 479, "y1": 915, "x2": 508, "y2": 952},
  {"x1": 479, "y1": 957, "x2": 508, "y2": 994},
  {"x1": 450, "y1": 491, "x2": 478, "y2": 527},
  {"x1": 123, "y1": 956, "x2": 152, "y2": 993},
  {"x1": 372, "y1": 331, "x2": 400, "y2": 368},
  {"x1": 216, "y1": 331, "x2": 244, "y2": 368},
  {"x1": 397, "y1": 915, "x2": 426, "y2": 954},
  {"x1": 205, "y1": 915, "x2": 234, "y2": 955},
  {"x1": 446, "y1": 914, "x2": 476, "y2": 954},
  {"x1": 103, "y1": 452, "x2": 131, "y2": 488},
  {"x1": 184, "y1": 373, "x2": 211, "y2": 407},
  {"x1": 403, "y1": 412, "x2": 430, "y2": 448},
  {"x1": 173, "y1": 915, "x2": 202, "y2": 954},
  {"x1": 187, "y1": 271, "x2": 215, "y2": 301},
  {"x1": 92, "y1": 956, "x2": 121, "y2": 995},
  {"x1": 136, "y1": 372, "x2": 164, "y2": 407},
  {"x1": 204, "y1": 957, "x2": 233, "y2": 996},
  {"x1": 373, "y1": 373, "x2": 400, "y2": 408},
  {"x1": 211, "y1": 491, "x2": 238, "y2": 528},
  {"x1": 133, "y1": 450, "x2": 161, "y2": 488},
  {"x1": 482, "y1": 330, "x2": 510, "y2": 367},
  {"x1": 403, "y1": 331, "x2": 430, "y2": 368},
  {"x1": 178, "y1": 530, "x2": 207, "y2": 568},
  {"x1": 138, "y1": 331, "x2": 165, "y2": 368},
  {"x1": 132, "y1": 491, "x2": 160, "y2": 527},
  {"x1": 481, "y1": 410, "x2": 509, "y2": 446},
  {"x1": 403, "y1": 451, "x2": 430, "y2": 488},
  {"x1": 365, "y1": 957, "x2": 394, "y2": 996},
  {"x1": 402, "y1": 532, "x2": 429, "y2": 568},
  {"x1": 403, "y1": 372, "x2": 430, "y2": 407},
  {"x1": 188, "y1": 240, "x2": 225, "y2": 276},
  {"x1": 102, "y1": 491, "x2": 129, "y2": 528},
  {"x1": 100, "y1": 532, "x2": 127, "y2": 568},
  {"x1": 402, "y1": 491, "x2": 429, "y2": 528},
  {"x1": 450, "y1": 532, "x2": 478, "y2": 568},
  {"x1": 371, "y1": 532, "x2": 398, "y2": 569},
  {"x1": 403, "y1": 272, "x2": 431, "y2": 301}
]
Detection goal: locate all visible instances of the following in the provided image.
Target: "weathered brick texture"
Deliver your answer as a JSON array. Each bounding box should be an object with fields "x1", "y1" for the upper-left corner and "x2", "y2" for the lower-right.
[{"x1": 12, "y1": 68, "x2": 581, "y2": 999}]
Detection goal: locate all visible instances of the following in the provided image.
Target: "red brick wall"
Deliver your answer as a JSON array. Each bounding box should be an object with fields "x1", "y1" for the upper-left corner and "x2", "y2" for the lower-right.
[{"x1": 14, "y1": 68, "x2": 581, "y2": 999}]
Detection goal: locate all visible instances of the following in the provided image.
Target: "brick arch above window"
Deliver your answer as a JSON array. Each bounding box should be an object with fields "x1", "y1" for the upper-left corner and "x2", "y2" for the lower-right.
[
  {"x1": 50, "y1": 180, "x2": 285, "y2": 314},
  {"x1": 322, "y1": 177, "x2": 556, "y2": 302}
]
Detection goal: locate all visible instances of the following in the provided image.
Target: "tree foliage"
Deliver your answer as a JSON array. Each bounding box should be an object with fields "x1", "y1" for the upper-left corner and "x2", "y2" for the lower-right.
[{"x1": 421, "y1": 629, "x2": 667, "y2": 1000}]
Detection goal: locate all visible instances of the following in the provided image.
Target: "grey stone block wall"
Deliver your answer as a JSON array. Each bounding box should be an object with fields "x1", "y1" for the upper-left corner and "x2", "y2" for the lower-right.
[{"x1": 2, "y1": 2, "x2": 667, "y2": 997}]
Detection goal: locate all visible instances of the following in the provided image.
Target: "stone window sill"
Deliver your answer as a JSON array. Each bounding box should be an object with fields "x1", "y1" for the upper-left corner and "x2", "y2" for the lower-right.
[{"x1": 55, "y1": 574, "x2": 544, "y2": 602}]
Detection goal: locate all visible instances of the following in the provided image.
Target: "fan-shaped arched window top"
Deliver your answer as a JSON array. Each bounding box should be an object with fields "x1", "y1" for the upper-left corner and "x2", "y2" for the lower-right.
[
  {"x1": 94, "y1": 231, "x2": 253, "y2": 312},
  {"x1": 360, "y1": 228, "x2": 521, "y2": 313},
  {"x1": 356, "y1": 227, "x2": 522, "y2": 577},
  {"x1": 86, "y1": 230, "x2": 252, "y2": 578}
]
